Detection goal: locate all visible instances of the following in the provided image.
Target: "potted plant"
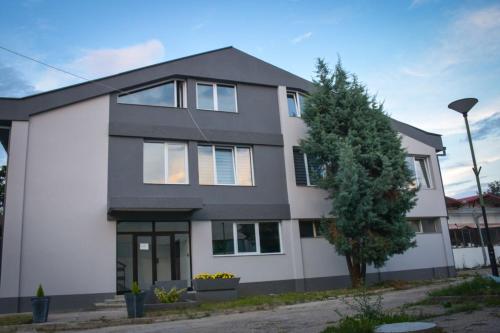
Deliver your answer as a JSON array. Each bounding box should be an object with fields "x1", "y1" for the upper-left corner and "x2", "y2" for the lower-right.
[
  {"x1": 31, "y1": 284, "x2": 50, "y2": 323},
  {"x1": 124, "y1": 281, "x2": 146, "y2": 318},
  {"x1": 192, "y1": 272, "x2": 240, "y2": 301}
]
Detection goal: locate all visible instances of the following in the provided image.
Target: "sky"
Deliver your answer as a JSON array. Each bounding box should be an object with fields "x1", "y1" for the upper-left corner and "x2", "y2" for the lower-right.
[{"x1": 0, "y1": 0, "x2": 499, "y2": 198}]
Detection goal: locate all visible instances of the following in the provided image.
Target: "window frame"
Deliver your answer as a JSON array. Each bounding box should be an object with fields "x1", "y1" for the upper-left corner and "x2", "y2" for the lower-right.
[
  {"x1": 196, "y1": 82, "x2": 238, "y2": 113},
  {"x1": 304, "y1": 153, "x2": 325, "y2": 186},
  {"x1": 409, "y1": 220, "x2": 423, "y2": 234},
  {"x1": 118, "y1": 79, "x2": 187, "y2": 108},
  {"x1": 299, "y1": 220, "x2": 322, "y2": 238},
  {"x1": 198, "y1": 145, "x2": 254, "y2": 186},
  {"x1": 407, "y1": 155, "x2": 433, "y2": 189},
  {"x1": 286, "y1": 90, "x2": 306, "y2": 117},
  {"x1": 212, "y1": 221, "x2": 283, "y2": 256},
  {"x1": 143, "y1": 141, "x2": 189, "y2": 185}
]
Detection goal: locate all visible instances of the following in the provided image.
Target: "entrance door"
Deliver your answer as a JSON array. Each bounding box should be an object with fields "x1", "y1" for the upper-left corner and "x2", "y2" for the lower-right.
[{"x1": 116, "y1": 222, "x2": 191, "y2": 293}]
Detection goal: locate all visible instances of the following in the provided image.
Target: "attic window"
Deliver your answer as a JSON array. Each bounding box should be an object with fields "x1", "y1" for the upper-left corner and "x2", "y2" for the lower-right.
[{"x1": 118, "y1": 80, "x2": 186, "y2": 108}]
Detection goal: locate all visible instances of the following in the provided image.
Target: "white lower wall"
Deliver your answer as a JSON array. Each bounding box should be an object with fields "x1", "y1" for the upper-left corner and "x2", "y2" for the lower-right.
[
  {"x1": 191, "y1": 220, "x2": 300, "y2": 283},
  {"x1": 301, "y1": 217, "x2": 453, "y2": 279},
  {"x1": 453, "y1": 246, "x2": 500, "y2": 269},
  {"x1": 3, "y1": 96, "x2": 115, "y2": 298}
]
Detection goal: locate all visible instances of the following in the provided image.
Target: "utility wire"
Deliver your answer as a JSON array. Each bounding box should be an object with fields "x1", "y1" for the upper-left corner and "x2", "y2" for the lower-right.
[{"x1": 0, "y1": 44, "x2": 211, "y2": 143}]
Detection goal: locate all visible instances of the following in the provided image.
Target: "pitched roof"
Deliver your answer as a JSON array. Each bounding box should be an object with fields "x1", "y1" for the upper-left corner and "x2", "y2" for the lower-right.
[
  {"x1": 446, "y1": 193, "x2": 500, "y2": 208},
  {"x1": 0, "y1": 46, "x2": 443, "y2": 151}
]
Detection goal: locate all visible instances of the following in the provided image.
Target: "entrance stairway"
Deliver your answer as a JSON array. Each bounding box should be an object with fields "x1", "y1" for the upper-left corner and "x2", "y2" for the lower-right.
[{"x1": 94, "y1": 295, "x2": 126, "y2": 310}]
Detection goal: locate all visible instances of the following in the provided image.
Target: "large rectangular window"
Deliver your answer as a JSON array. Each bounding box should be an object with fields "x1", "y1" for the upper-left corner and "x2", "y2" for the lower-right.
[
  {"x1": 198, "y1": 145, "x2": 254, "y2": 186},
  {"x1": 293, "y1": 146, "x2": 325, "y2": 186},
  {"x1": 211, "y1": 221, "x2": 282, "y2": 255},
  {"x1": 143, "y1": 142, "x2": 188, "y2": 184},
  {"x1": 118, "y1": 80, "x2": 186, "y2": 108},
  {"x1": 406, "y1": 156, "x2": 433, "y2": 189},
  {"x1": 196, "y1": 82, "x2": 237, "y2": 112}
]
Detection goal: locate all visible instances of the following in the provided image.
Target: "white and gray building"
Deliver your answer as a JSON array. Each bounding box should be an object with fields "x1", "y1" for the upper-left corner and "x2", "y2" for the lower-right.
[{"x1": 0, "y1": 47, "x2": 455, "y2": 313}]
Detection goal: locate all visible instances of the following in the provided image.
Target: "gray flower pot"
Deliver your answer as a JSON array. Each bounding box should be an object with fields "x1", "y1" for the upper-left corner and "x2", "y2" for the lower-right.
[
  {"x1": 31, "y1": 296, "x2": 50, "y2": 323},
  {"x1": 192, "y1": 277, "x2": 240, "y2": 291},
  {"x1": 125, "y1": 292, "x2": 146, "y2": 318}
]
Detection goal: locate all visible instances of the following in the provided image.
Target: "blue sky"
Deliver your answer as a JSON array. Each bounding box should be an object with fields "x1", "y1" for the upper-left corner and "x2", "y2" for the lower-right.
[{"x1": 0, "y1": 0, "x2": 499, "y2": 197}]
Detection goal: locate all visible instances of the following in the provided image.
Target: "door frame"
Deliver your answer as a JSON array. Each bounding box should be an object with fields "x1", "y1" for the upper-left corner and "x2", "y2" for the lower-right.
[{"x1": 117, "y1": 221, "x2": 191, "y2": 293}]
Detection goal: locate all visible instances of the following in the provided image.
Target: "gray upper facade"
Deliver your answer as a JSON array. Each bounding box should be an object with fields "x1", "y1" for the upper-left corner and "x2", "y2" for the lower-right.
[{"x1": 0, "y1": 46, "x2": 444, "y2": 221}]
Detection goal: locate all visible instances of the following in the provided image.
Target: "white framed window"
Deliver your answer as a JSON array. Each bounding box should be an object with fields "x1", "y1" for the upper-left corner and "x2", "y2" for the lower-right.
[
  {"x1": 211, "y1": 221, "x2": 282, "y2": 255},
  {"x1": 408, "y1": 218, "x2": 440, "y2": 234},
  {"x1": 304, "y1": 153, "x2": 326, "y2": 186},
  {"x1": 196, "y1": 82, "x2": 238, "y2": 112},
  {"x1": 118, "y1": 80, "x2": 187, "y2": 108},
  {"x1": 198, "y1": 145, "x2": 254, "y2": 186},
  {"x1": 143, "y1": 141, "x2": 189, "y2": 184},
  {"x1": 287, "y1": 91, "x2": 306, "y2": 117},
  {"x1": 405, "y1": 155, "x2": 433, "y2": 189}
]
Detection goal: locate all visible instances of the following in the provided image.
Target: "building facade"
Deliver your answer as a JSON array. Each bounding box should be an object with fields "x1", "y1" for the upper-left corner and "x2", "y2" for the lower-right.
[{"x1": 0, "y1": 47, "x2": 454, "y2": 313}]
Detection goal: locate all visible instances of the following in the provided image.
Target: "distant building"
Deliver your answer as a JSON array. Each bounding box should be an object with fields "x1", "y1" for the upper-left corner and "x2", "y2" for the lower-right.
[{"x1": 446, "y1": 194, "x2": 500, "y2": 269}]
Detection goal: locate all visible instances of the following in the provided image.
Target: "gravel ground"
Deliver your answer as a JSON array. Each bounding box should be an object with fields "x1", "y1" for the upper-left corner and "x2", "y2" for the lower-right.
[{"x1": 58, "y1": 284, "x2": 458, "y2": 333}]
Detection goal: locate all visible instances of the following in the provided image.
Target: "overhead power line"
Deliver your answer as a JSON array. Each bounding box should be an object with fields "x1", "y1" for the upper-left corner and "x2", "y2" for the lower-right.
[{"x1": 0, "y1": 44, "x2": 211, "y2": 143}]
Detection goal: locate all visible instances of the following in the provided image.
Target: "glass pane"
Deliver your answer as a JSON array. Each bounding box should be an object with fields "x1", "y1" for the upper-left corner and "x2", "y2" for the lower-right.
[
  {"x1": 259, "y1": 222, "x2": 281, "y2": 253},
  {"x1": 215, "y1": 148, "x2": 235, "y2": 184},
  {"x1": 416, "y1": 158, "x2": 431, "y2": 188},
  {"x1": 405, "y1": 156, "x2": 417, "y2": 187},
  {"x1": 156, "y1": 236, "x2": 171, "y2": 282},
  {"x1": 175, "y1": 234, "x2": 191, "y2": 283},
  {"x1": 118, "y1": 82, "x2": 175, "y2": 107},
  {"x1": 287, "y1": 93, "x2": 298, "y2": 117},
  {"x1": 198, "y1": 146, "x2": 214, "y2": 185},
  {"x1": 422, "y1": 219, "x2": 437, "y2": 233},
  {"x1": 217, "y1": 85, "x2": 236, "y2": 112},
  {"x1": 299, "y1": 221, "x2": 314, "y2": 238},
  {"x1": 409, "y1": 221, "x2": 421, "y2": 233},
  {"x1": 307, "y1": 155, "x2": 324, "y2": 186},
  {"x1": 197, "y1": 84, "x2": 214, "y2": 110},
  {"x1": 137, "y1": 236, "x2": 153, "y2": 290},
  {"x1": 237, "y1": 223, "x2": 256, "y2": 253},
  {"x1": 167, "y1": 143, "x2": 187, "y2": 184},
  {"x1": 116, "y1": 235, "x2": 133, "y2": 292},
  {"x1": 144, "y1": 143, "x2": 165, "y2": 184},
  {"x1": 236, "y1": 147, "x2": 252, "y2": 185},
  {"x1": 117, "y1": 222, "x2": 153, "y2": 232},
  {"x1": 298, "y1": 94, "x2": 306, "y2": 115},
  {"x1": 212, "y1": 221, "x2": 234, "y2": 255},
  {"x1": 156, "y1": 222, "x2": 189, "y2": 232}
]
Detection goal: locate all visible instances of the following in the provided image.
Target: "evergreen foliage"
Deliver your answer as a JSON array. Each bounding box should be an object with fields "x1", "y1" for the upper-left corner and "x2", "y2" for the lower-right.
[
  {"x1": 300, "y1": 59, "x2": 418, "y2": 287},
  {"x1": 35, "y1": 284, "x2": 44, "y2": 298}
]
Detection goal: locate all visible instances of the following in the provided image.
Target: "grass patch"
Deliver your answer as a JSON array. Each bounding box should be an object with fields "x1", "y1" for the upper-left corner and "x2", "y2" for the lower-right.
[
  {"x1": 0, "y1": 314, "x2": 32, "y2": 326},
  {"x1": 321, "y1": 313, "x2": 441, "y2": 333},
  {"x1": 429, "y1": 276, "x2": 500, "y2": 297},
  {"x1": 147, "y1": 288, "x2": 356, "y2": 317}
]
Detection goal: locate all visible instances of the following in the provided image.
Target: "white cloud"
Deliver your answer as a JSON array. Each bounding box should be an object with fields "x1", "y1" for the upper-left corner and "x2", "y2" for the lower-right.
[
  {"x1": 35, "y1": 39, "x2": 165, "y2": 91},
  {"x1": 291, "y1": 32, "x2": 312, "y2": 44}
]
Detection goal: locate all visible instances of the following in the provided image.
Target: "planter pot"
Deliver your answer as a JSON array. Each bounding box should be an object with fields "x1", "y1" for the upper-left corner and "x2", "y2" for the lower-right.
[
  {"x1": 31, "y1": 296, "x2": 50, "y2": 323},
  {"x1": 124, "y1": 292, "x2": 146, "y2": 318},
  {"x1": 192, "y1": 277, "x2": 240, "y2": 292}
]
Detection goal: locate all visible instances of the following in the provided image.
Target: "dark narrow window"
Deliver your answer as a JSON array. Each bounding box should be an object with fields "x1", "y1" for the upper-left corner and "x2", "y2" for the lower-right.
[
  {"x1": 259, "y1": 222, "x2": 281, "y2": 253},
  {"x1": 293, "y1": 146, "x2": 307, "y2": 186},
  {"x1": 299, "y1": 221, "x2": 315, "y2": 238},
  {"x1": 212, "y1": 221, "x2": 234, "y2": 255}
]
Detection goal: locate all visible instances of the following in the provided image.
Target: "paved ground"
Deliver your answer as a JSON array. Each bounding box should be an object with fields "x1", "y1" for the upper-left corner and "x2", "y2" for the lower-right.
[{"x1": 56, "y1": 283, "x2": 462, "y2": 333}]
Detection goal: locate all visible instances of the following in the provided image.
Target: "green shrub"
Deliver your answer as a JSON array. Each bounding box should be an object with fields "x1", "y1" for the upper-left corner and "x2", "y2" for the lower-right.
[
  {"x1": 131, "y1": 281, "x2": 141, "y2": 295},
  {"x1": 154, "y1": 287, "x2": 187, "y2": 303},
  {"x1": 429, "y1": 276, "x2": 500, "y2": 297},
  {"x1": 35, "y1": 284, "x2": 44, "y2": 297}
]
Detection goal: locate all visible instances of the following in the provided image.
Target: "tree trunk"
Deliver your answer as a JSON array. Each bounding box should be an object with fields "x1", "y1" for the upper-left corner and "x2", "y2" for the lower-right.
[{"x1": 346, "y1": 254, "x2": 367, "y2": 288}]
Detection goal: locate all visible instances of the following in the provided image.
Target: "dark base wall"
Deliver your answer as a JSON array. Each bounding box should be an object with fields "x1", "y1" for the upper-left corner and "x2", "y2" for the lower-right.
[
  {"x1": 239, "y1": 266, "x2": 456, "y2": 296},
  {"x1": 0, "y1": 292, "x2": 114, "y2": 314}
]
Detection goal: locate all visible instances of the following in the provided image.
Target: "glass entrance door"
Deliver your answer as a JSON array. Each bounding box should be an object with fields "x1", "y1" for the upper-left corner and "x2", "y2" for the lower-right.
[{"x1": 116, "y1": 221, "x2": 191, "y2": 293}]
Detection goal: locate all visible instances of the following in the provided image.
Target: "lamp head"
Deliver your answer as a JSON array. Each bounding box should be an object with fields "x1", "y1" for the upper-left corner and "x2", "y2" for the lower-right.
[{"x1": 448, "y1": 98, "x2": 478, "y2": 115}]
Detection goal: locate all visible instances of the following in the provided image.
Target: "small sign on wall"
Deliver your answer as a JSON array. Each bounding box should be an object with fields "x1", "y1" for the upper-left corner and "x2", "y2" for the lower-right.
[{"x1": 139, "y1": 243, "x2": 149, "y2": 251}]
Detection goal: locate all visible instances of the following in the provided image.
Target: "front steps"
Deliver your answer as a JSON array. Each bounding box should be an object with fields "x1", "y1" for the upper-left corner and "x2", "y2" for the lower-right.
[{"x1": 94, "y1": 295, "x2": 125, "y2": 310}]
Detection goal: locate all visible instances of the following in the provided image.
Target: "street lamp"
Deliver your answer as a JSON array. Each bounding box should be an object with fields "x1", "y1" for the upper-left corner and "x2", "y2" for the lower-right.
[{"x1": 448, "y1": 98, "x2": 499, "y2": 276}]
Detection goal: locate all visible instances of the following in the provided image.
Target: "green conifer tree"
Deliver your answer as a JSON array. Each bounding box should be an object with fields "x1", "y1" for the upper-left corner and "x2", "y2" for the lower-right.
[{"x1": 300, "y1": 59, "x2": 418, "y2": 287}]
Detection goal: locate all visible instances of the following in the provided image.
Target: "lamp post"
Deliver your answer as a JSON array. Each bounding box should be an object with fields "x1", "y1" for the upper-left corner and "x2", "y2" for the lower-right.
[{"x1": 448, "y1": 98, "x2": 499, "y2": 276}]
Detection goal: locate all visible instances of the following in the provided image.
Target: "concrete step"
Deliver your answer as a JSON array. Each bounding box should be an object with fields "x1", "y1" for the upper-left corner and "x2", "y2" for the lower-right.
[{"x1": 94, "y1": 295, "x2": 126, "y2": 309}]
